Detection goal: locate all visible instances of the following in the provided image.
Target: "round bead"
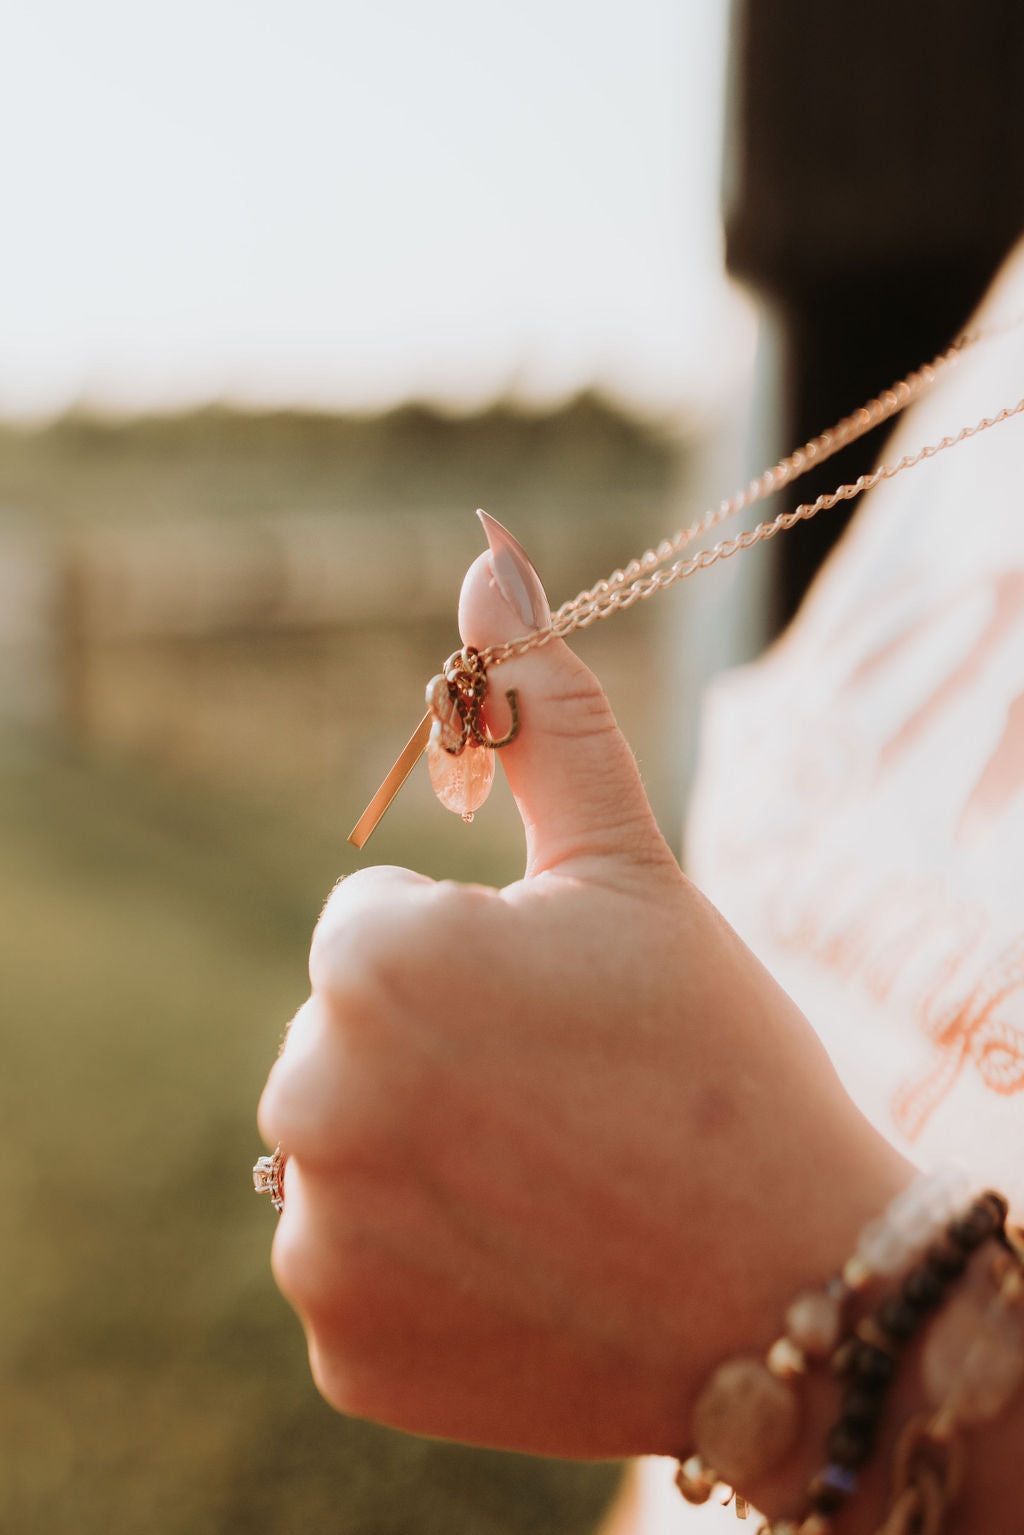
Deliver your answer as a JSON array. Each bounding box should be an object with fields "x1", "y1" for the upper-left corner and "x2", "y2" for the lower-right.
[
  {"x1": 857, "y1": 1214, "x2": 910, "y2": 1277},
  {"x1": 798, "y1": 1519, "x2": 832, "y2": 1535},
  {"x1": 848, "y1": 1340, "x2": 897, "y2": 1389},
  {"x1": 922, "y1": 1166, "x2": 971, "y2": 1224},
  {"x1": 923, "y1": 1292, "x2": 1024, "y2": 1423},
  {"x1": 902, "y1": 1262, "x2": 945, "y2": 1312},
  {"x1": 675, "y1": 1455, "x2": 716, "y2": 1504},
  {"x1": 926, "y1": 1235, "x2": 967, "y2": 1281},
  {"x1": 840, "y1": 1385, "x2": 884, "y2": 1429},
  {"x1": 876, "y1": 1293, "x2": 920, "y2": 1343},
  {"x1": 786, "y1": 1289, "x2": 844, "y2": 1360},
  {"x1": 970, "y1": 1195, "x2": 1001, "y2": 1228},
  {"x1": 827, "y1": 1420, "x2": 874, "y2": 1468},
  {"x1": 692, "y1": 1357, "x2": 801, "y2": 1486},
  {"x1": 979, "y1": 1189, "x2": 1010, "y2": 1225},
  {"x1": 931, "y1": 1164, "x2": 973, "y2": 1212},
  {"x1": 767, "y1": 1335, "x2": 807, "y2": 1379},
  {"x1": 948, "y1": 1198, "x2": 999, "y2": 1251},
  {"x1": 841, "y1": 1253, "x2": 873, "y2": 1291},
  {"x1": 831, "y1": 1338, "x2": 857, "y2": 1377},
  {"x1": 889, "y1": 1179, "x2": 943, "y2": 1246},
  {"x1": 808, "y1": 1462, "x2": 859, "y2": 1513}
]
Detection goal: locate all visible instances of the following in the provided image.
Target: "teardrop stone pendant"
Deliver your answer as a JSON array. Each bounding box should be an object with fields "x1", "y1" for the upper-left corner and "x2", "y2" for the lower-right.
[{"x1": 426, "y1": 735, "x2": 495, "y2": 821}]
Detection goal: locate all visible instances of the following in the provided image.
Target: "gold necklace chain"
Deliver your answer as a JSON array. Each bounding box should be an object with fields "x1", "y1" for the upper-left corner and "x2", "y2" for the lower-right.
[
  {"x1": 480, "y1": 329, "x2": 1019, "y2": 669},
  {"x1": 349, "y1": 323, "x2": 1024, "y2": 848}
]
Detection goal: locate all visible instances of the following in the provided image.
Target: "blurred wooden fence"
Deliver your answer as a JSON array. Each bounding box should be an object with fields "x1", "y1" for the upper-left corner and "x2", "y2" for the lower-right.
[{"x1": 0, "y1": 504, "x2": 680, "y2": 818}]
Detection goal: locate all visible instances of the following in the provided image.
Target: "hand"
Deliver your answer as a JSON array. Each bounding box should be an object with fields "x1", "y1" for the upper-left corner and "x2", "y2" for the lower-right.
[{"x1": 258, "y1": 517, "x2": 910, "y2": 1460}]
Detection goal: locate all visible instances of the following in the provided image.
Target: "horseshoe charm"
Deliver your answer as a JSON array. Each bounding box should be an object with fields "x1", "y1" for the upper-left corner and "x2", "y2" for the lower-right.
[
  {"x1": 436, "y1": 647, "x2": 520, "y2": 754},
  {"x1": 473, "y1": 686, "x2": 520, "y2": 749}
]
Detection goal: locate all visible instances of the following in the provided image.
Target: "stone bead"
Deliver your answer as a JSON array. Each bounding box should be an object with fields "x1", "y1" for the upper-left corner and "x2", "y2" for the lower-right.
[
  {"x1": 767, "y1": 1335, "x2": 807, "y2": 1378},
  {"x1": 845, "y1": 1339, "x2": 897, "y2": 1389},
  {"x1": 841, "y1": 1253, "x2": 872, "y2": 1291},
  {"x1": 979, "y1": 1189, "x2": 1010, "y2": 1225},
  {"x1": 856, "y1": 1214, "x2": 910, "y2": 1277},
  {"x1": 808, "y1": 1462, "x2": 858, "y2": 1513},
  {"x1": 902, "y1": 1262, "x2": 945, "y2": 1312},
  {"x1": 427, "y1": 736, "x2": 494, "y2": 820},
  {"x1": 675, "y1": 1455, "x2": 716, "y2": 1504},
  {"x1": 841, "y1": 1385, "x2": 885, "y2": 1429},
  {"x1": 798, "y1": 1515, "x2": 832, "y2": 1535},
  {"x1": 827, "y1": 1419, "x2": 874, "y2": 1468},
  {"x1": 785, "y1": 1289, "x2": 843, "y2": 1360},
  {"x1": 856, "y1": 1315, "x2": 897, "y2": 1354},
  {"x1": 876, "y1": 1293, "x2": 920, "y2": 1343},
  {"x1": 923, "y1": 1292, "x2": 1024, "y2": 1424},
  {"x1": 948, "y1": 1207, "x2": 994, "y2": 1251},
  {"x1": 926, "y1": 1235, "x2": 967, "y2": 1281},
  {"x1": 858, "y1": 1171, "x2": 973, "y2": 1279},
  {"x1": 889, "y1": 1181, "x2": 942, "y2": 1247},
  {"x1": 909, "y1": 1165, "x2": 970, "y2": 1228},
  {"x1": 692, "y1": 1356, "x2": 800, "y2": 1486}
]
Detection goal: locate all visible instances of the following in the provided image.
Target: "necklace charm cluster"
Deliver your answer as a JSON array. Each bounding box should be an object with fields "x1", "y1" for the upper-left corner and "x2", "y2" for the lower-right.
[
  {"x1": 424, "y1": 647, "x2": 520, "y2": 821},
  {"x1": 348, "y1": 320, "x2": 1024, "y2": 849}
]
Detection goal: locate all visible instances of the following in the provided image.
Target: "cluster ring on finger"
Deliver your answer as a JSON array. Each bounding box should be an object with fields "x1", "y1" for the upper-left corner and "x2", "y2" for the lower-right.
[{"x1": 253, "y1": 1144, "x2": 286, "y2": 1213}]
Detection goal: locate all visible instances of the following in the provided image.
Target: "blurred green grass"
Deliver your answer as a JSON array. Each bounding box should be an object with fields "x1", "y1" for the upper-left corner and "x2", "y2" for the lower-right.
[
  {"x1": 0, "y1": 747, "x2": 621, "y2": 1533},
  {"x1": 0, "y1": 395, "x2": 684, "y2": 1530}
]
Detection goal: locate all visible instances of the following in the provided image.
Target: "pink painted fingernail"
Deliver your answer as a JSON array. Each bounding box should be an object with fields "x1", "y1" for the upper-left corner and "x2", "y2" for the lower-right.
[{"x1": 477, "y1": 509, "x2": 551, "y2": 632}]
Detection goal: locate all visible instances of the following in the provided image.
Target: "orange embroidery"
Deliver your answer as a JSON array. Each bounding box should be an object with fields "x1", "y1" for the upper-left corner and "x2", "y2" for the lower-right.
[
  {"x1": 894, "y1": 933, "x2": 1024, "y2": 1139},
  {"x1": 710, "y1": 563, "x2": 1024, "y2": 1140},
  {"x1": 760, "y1": 856, "x2": 1020, "y2": 1140}
]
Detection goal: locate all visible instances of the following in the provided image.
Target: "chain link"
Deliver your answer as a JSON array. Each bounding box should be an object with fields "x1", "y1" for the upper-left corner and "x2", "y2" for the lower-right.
[{"x1": 872, "y1": 1411, "x2": 966, "y2": 1535}]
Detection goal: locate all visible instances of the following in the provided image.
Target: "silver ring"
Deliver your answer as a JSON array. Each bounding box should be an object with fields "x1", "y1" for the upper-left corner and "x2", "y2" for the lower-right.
[{"x1": 253, "y1": 1144, "x2": 285, "y2": 1213}]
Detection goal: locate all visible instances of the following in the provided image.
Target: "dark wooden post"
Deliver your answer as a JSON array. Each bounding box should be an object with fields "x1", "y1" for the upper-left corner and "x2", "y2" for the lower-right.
[{"x1": 723, "y1": 0, "x2": 1024, "y2": 630}]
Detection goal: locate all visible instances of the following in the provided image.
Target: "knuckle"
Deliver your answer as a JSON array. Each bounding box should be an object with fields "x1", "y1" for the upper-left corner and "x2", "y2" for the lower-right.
[
  {"x1": 548, "y1": 683, "x2": 619, "y2": 738},
  {"x1": 271, "y1": 1216, "x2": 352, "y2": 1323},
  {"x1": 270, "y1": 1218, "x2": 313, "y2": 1310},
  {"x1": 308, "y1": 1333, "x2": 390, "y2": 1422},
  {"x1": 273, "y1": 1230, "x2": 390, "y2": 1419},
  {"x1": 257, "y1": 1049, "x2": 338, "y2": 1162},
  {"x1": 312, "y1": 880, "x2": 496, "y2": 1014},
  {"x1": 309, "y1": 901, "x2": 380, "y2": 994},
  {"x1": 309, "y1": 867, "x2": 432, "y2": 992},
  {"x1": 307, "y1": 1337, "x2": 360, "y2": 1415},
  {"x1": 308, "y1": 1309, "x2": 402, "y2": 1424},
  {"x1": 256, "y1": 1076, "x2": 282, "y2": 1149}
]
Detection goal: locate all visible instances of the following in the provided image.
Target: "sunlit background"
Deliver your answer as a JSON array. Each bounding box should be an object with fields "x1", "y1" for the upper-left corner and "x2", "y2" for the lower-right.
[
  {"x1": 0, "y1": 4, "x2": 765, "y2": 1532},
  {"x1": 1, "y1": 1, "x2": 737, "y2": 417}
]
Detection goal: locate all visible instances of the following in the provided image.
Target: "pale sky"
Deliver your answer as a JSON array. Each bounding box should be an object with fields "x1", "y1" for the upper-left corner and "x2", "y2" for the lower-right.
[{"x1": 0, "y1": 1, "x2": 733, "y2": 417}]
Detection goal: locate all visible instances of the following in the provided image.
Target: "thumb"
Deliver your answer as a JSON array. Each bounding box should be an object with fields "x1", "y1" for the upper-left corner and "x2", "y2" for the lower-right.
[{"x1": 458, "y1": 511, "x2": 676, "y2": 882}]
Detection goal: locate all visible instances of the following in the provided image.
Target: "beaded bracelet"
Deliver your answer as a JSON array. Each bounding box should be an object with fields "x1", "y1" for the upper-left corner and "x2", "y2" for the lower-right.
[
  {"x1": 871, "y1": 1225, "x2": 1024, "y2": 1535},
  {"x1": 759, "y1": 1190, "x2": 1011, "y2": 1534},
  {"x1": 676, "y1": 1167, "x2": 972, "y2": 1506}
]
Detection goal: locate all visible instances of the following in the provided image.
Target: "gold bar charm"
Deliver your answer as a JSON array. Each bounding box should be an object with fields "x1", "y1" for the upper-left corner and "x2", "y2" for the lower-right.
[{"x1": 348, "y1": 712, "x2": 432, "y2": 849}]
